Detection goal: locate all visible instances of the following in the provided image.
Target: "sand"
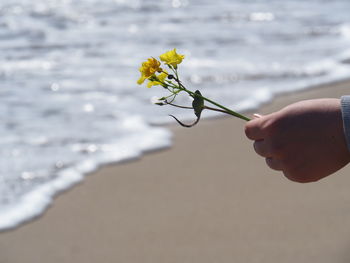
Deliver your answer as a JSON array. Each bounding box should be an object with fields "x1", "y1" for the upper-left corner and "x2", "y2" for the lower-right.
[{"x1": 1, "y1": 80, "x2": 350, "y2": 263}]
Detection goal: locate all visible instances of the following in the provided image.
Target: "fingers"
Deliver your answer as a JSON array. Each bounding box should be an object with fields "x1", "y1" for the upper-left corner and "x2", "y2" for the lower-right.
[
  {"x1": 265, "y1": 157, "x2": 284, "y2": 171},
  {"x1": 245, "y1": 117, "x2": 267, "y2": 140},
  {"x1": 245, "y1": 113, "x2": 285, "y2": 172},
  {"x1": 253, "y1": 140, "x2": 272, "y2": 157},
  {"x1": 253, "y1": 139, "x2": 284, "y2": 171}
]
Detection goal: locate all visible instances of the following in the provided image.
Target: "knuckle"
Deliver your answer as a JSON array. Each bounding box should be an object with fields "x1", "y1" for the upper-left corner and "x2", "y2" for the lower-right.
[
  {"x1": 269, "y1": 139, "x2": 286, "y2": 158},
  {"x1": 263, "y1": 115, "x2": 282, "y2": 135},
  {"x1": 282, "y1": 169, "x2": 317, "y2": 183},
  {"x1": 282, "y1": 170, "x2": 303, "y2": 183},
  {"x1": 263, "y1": 112, "x2": 291, "y2": 137},
  {"x1": 265, "y1": 158, "x2": 280, "y2": 170}
]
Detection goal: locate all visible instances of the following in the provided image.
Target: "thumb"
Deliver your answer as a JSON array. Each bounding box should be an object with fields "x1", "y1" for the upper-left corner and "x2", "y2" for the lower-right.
[{"x1": 253, "y1": 113, "x2": 263, "y2": 119}]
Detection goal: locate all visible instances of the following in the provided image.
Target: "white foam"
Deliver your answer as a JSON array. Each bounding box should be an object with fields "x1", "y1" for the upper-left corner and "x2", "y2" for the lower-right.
[
  {"x1": 0, "y1": 123, "x2": 172, "y2": 231},
  {"x1": 340, "y1": 23, "x2": 350, "y2": 40}
]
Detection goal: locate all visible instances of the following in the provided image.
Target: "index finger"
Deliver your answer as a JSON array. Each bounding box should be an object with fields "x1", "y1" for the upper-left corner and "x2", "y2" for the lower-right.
[{"x1": 244, "y1": 116, "x2": 267, "y2": 140}]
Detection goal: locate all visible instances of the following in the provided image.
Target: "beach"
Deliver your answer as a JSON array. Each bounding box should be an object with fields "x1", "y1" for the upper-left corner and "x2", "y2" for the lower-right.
[{"x1": 1, "y1": 81, "x2": 350, "y2": 262}]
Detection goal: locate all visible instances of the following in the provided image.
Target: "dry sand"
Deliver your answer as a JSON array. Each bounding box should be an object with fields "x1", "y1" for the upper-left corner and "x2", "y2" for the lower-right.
[{"x1": 1, "y1": 80, "x2": 350, "y2": 263}]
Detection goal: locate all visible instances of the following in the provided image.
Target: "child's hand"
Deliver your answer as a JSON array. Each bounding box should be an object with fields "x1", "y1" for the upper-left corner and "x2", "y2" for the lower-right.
[{"x1": 245, "y1": 99, "x2": 350, "y2": 183}]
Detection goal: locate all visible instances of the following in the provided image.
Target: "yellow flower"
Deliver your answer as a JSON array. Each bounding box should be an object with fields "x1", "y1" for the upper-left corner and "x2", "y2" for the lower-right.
[
  {"x1": 137, "y1": 58, "x2": 162, "y2": 85},
  {"x1": 159, "y1": 49, "x2": 185, "y2": 68},
  {"x1": 147, "y1": 72, "x2": 168, "y2": 88}
]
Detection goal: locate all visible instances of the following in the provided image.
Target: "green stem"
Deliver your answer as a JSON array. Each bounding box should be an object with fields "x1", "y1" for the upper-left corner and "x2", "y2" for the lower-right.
[
  {"x1": 165, "y1": 67, "x2": 251, "y2": 121},
  {"x1": 183, "y1": 87, "x2": 250, "y2": 121}
]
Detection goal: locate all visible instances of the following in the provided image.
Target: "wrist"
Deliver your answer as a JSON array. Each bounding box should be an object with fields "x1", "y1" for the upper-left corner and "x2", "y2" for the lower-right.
[{"x1": 340, "y1": 96, "x2": 350, "y2": 152}]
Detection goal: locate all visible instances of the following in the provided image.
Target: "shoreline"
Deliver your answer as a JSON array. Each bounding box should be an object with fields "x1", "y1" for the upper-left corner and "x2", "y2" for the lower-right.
[
  {"x1": 1, "y1": 80, "x2": 350, "y2": 262},
  {"x1": 2, "y1": 77, "x2": 348, "y2": 233}
]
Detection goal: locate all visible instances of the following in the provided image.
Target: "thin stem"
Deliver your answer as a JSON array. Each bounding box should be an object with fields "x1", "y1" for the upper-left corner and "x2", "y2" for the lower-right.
[
  {"x1": 203, "y1": 106, "x2": 231, "y2": 114},
  {"x1": 161, "y1": 66, "x2": 251, "y2": 121},
  {"x1": 185, "y1": 88, "x2": 250, "y2": 121},
  {"x1": 169, "y1": 114, "x2": 200, "y2": 128},
  {"x1": 166, "y1": 102, "x2": 193, "y2": 109}
]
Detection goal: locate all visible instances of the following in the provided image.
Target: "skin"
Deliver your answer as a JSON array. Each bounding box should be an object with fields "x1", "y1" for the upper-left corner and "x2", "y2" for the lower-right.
[{"x1": 245, "y1": 99, "x2": 350, "y2": 183}]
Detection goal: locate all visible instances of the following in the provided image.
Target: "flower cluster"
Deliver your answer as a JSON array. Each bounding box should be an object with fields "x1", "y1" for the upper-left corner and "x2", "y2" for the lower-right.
[
  {"x1": 137, "y1": 49, "x2": 250, "y2": 127},
  {"x1": 137, "y1": 49, "x2": 184, "y2": 88},
  {"x1": 137, "y1": 58, "x2": 163, "y2": 86}
]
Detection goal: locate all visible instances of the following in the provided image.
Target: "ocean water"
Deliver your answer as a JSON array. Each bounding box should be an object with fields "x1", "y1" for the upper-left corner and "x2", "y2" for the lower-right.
[{"x1": 0, "y1": 0, "x2": 350, "y2": 230}]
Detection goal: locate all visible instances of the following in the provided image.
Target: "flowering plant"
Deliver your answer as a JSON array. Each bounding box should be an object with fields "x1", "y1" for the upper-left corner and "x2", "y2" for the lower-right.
[{"x1": 137, "y1": 49, "x2": 250, "y2": 127}]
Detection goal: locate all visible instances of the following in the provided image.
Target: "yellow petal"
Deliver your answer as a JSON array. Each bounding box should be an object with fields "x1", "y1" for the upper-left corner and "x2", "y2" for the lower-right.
[
  {"x1": 137, "y1": 57, "x2": 163, "y2": 85},
  {"x1": 159, "y1": 49, "x2": 185, "y2": 67},
  {"x1": 158, "y1": 72, "x2": 167, "y2": 82},
  {"x1": 147, "y1": 81, "x2": 156, "y2": 88},
  {"x1": 137, "y1": 76, "x2": 146, "y2": 85}
]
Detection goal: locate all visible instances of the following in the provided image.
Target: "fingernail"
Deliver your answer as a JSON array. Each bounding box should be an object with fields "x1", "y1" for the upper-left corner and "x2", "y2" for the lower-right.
[{"x1": 253, "y1": 113, "x2": 262, "y2": 118}]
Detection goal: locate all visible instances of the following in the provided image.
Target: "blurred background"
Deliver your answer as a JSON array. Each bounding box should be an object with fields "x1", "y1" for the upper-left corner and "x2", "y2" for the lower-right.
[{"x1": 0, "y1": 0, "x2": 350, "y2": 230}]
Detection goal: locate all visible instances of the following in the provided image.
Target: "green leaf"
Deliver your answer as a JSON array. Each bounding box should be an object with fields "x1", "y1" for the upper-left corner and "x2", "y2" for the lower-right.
[{"x1": 192, "y1": 90, "x2": 204, "y2": 118}]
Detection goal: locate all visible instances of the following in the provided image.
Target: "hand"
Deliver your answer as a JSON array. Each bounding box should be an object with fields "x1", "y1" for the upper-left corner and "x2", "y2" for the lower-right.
[{"x1": 245, "y1": 99, "x2": 350, "y2": 183}]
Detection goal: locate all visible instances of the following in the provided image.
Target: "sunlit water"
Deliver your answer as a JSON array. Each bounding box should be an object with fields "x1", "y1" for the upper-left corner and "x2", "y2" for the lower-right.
[{"x1": 0, "y1": 0, "x2": 350, "y2": 230}]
